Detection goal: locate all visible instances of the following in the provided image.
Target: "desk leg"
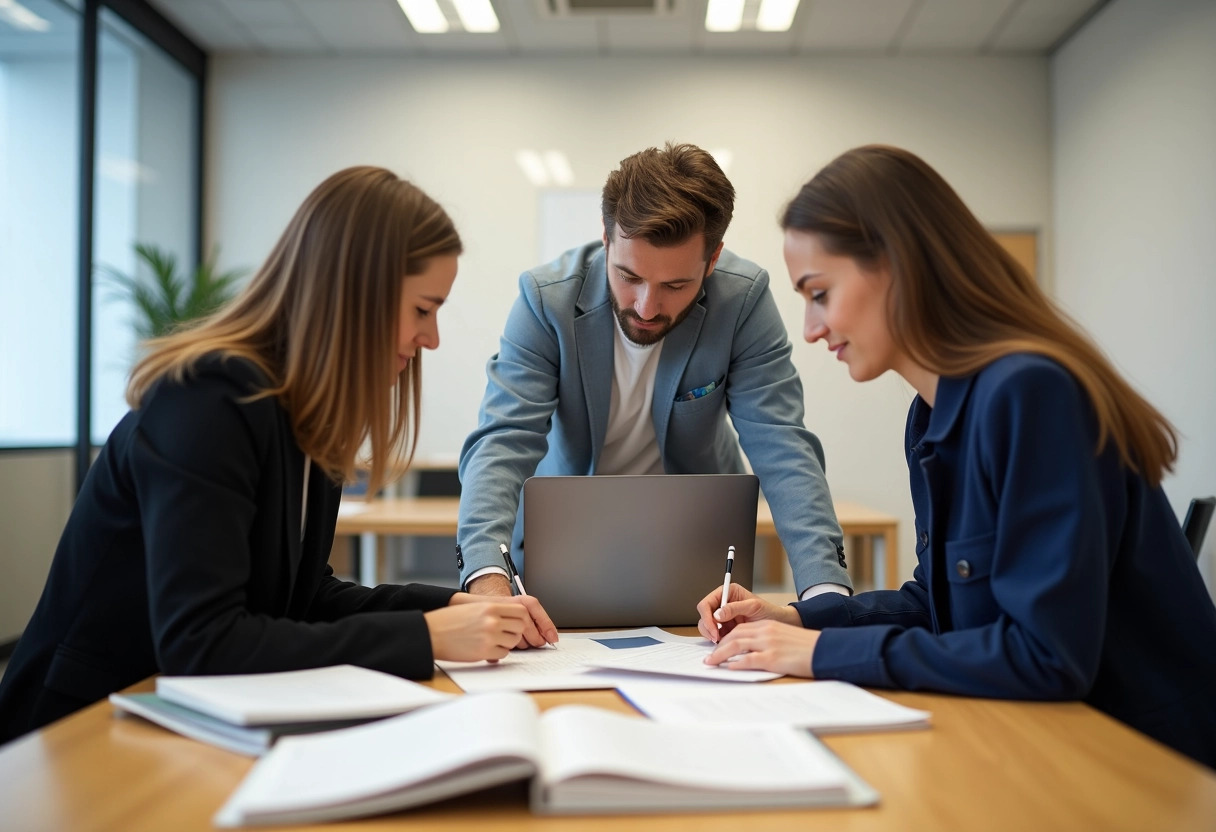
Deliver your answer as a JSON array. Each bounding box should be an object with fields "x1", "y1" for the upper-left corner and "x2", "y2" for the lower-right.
[
  {"x1": 359, "y1": 532, "x2": 377, "y2": 586},
  {"x1": 763, "y1": 536, "x2": 786, "y2": 586},
  {"x1": 852, "y1": 534, "x2": 873, "y2": 591},
  {"x1": 883, "y1": 527, "x2": 899, "y2": 590}
]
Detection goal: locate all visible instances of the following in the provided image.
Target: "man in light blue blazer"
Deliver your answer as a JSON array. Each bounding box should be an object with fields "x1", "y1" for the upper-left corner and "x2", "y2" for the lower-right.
[{"x1": 457, "y1": 143, "x2": 851, "y2": 601}]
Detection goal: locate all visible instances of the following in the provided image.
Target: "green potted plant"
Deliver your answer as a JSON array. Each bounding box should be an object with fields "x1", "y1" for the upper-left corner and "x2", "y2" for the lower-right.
[{"x1": 98, "y1": 243, "x2": 246, "y2": 340}]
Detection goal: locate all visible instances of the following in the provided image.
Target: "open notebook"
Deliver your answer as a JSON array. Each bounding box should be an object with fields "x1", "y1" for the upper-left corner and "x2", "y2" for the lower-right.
[{"x1": 213, "y1": 691, "x2": 878, "y2": 826}]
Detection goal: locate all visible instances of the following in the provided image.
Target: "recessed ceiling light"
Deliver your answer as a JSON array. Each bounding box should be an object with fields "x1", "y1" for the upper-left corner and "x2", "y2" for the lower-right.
[
  {"x1": 756, "y1": 0, "x2": 799, "y2": 32},
  {"x1": 706, "y1": 0, "x2": 800, "y2": 33},
  {"x1": 452, "y1": 0, "x2": 499, "y2": 33},
  {"x1": 397, "y1": 0, "x2": 448, "y2": 34},
  {"x1": 705, "y1": 0, "x2": 744, "y2": 33}
]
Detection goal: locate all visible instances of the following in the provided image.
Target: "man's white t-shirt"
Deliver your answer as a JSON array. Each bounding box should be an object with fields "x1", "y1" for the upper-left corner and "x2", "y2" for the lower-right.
[{"x1": 596, "y1": 318, "x2": 664, "y2": 475}]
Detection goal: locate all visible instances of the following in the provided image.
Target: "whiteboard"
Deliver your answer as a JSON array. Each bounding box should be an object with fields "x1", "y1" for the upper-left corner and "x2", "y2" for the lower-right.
[{"x1": 538, "y1": 189, "x2": 602, "y2": 264}]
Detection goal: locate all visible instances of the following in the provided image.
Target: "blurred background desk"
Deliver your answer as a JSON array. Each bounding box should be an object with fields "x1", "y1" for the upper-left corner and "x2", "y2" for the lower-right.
[{"x1": 334, "y1": 498, "x2": 899, "y2": 592}]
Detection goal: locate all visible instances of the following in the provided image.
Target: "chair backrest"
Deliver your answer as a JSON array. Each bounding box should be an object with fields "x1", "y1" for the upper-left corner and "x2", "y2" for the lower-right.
[
  {"x1": 1183, "y1": 496, "x2": 1216, "y2": 558},
  {"x1": 415, "y1": 468, "x2": 461, "y2": 497}
]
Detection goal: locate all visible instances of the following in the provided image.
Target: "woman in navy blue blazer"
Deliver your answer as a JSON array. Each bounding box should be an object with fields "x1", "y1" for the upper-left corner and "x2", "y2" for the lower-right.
[
  {"x1": 0, "y1": 167, "x2": 557, "y2": 745},
  {"x1": 698, "y1": 145, "x2": 1216, "y2": 768}
]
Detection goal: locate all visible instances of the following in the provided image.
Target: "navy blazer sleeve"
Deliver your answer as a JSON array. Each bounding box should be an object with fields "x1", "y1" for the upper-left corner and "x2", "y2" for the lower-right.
[
  {"x1": 792, "y1": 564, "x2": 932, "y2": 631},
  {"x1": 132, "y1": 368, "x2": 453, "y2": 680},
  {"x1": 808, "y1": 362, "x2": 1113, "y2": 699}
]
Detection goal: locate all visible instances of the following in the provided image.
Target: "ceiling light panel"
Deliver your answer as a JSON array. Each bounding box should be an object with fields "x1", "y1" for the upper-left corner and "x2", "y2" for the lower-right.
[
  {"x1": 705, "y1": 0, "x2": 744, "y2": 32},
  {"x1": 452, "y1": 0, "x2": 499, "y2": 32},
  {"x1": 756, "y1": 0, "x2": 799, "y2": 32},
  {"x1": 397, "y1": 0, "x2": 449, "y2": 33}
]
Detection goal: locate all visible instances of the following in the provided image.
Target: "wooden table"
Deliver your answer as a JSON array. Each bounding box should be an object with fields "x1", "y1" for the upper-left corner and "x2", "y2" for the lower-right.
[
  {"x1": 335, "y1": 498, "x2": 900, "y2": 591},
  {"x1": 2, "y1": 655, "x2": 1214, "y2": 831}
]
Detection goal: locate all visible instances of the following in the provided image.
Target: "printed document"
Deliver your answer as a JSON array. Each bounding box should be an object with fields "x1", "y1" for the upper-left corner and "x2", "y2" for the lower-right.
[{"x1": 616, "y1": 680, "x2": 931, "y2": 733}]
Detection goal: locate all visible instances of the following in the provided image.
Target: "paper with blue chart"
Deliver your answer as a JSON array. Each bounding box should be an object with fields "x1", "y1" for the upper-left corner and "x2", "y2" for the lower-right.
[{"x1": 436, "y1": 627, "x2": 779, "y2": 693}]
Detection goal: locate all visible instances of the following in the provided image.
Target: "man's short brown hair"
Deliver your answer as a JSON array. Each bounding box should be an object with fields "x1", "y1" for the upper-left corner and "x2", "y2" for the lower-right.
[{"x1": 601, "y1": 142, "x2": 735, "y2": 260}]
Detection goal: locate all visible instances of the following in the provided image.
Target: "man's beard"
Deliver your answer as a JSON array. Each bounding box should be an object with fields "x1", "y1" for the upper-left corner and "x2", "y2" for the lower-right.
[{"x1": 610, "y1": 292, "x2": 698, "y2": 346}]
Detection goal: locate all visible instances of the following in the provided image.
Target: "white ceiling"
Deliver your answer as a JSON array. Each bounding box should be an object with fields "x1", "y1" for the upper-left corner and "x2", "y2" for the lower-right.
[{"x1": 143, "y1": 0, "x2": 1107, "y2": 57}]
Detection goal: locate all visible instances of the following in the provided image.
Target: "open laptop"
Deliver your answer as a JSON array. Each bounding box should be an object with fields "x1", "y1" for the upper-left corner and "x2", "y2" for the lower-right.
[{"x1": 521, "y1": 474, "x2": 759, "y2": 628}]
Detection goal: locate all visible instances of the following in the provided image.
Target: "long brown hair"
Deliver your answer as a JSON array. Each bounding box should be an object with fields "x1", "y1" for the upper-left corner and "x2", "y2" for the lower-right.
[
  {"x1": 127, "y1": 166, "x2": 462, "y2": 495},
  {"x1": 782, "y1": 145, "x2": 1177, "y2": 485},
  {"x1": 602, "y1": 142, "x2": 735, "y2": 259}
]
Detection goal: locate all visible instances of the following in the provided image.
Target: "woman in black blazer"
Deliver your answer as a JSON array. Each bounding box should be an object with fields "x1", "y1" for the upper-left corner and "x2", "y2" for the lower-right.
[{"x1": 0, "y1": 167, "x2": 557, "y2": 744}]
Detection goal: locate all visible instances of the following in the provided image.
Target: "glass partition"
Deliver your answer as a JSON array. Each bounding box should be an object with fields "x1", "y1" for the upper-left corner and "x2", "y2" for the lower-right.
[
  {"x1": 91, "y1": 5, "x2": 198, "y2": 443},
  {"x1": 0, "y1": 0, "x2": 82, "y2": 447}
]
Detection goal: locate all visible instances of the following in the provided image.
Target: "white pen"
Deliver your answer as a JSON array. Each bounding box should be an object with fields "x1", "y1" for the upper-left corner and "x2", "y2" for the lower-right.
[
  {"x1": 716, "y1": 545, "x2": 735, "y2": 630},
  {"x1": 499, "y1": 542, "x2": 528, "y2": 596}
]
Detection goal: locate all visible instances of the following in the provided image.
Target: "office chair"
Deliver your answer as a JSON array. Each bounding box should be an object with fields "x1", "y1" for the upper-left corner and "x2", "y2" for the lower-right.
[
  {"x1": 415, "y1": 468, "x2": 462, "y2": 498},
  {"x1": 1182, "y1": 496, "x2": 1215, "y2": 559}
]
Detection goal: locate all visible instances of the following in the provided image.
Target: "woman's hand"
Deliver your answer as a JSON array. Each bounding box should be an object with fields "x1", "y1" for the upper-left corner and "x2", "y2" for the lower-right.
[
  {"x1": 703, "y1": 620, "x2": 822, "y2": 678},
  {"x1": 447, "y1": 592, "x2": 559, "y2": 649},
  {"x1": 424, "y1": 602, "x2": 533, "y2": 662},
  {"x1": 695, "y1": 583, "x2": 801, "y2": 642}
]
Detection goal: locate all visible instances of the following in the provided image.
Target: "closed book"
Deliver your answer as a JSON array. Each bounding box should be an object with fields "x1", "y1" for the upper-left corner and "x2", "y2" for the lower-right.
[
  {"x1": 154, "y1": 664, "x2": 450, "y2": 725},
  {"x1": 109, "y1": 692, "x2": 382, "y2": 757},
  {"x1": 110, "y1": 665, "x2": 451, "y2": 756}
]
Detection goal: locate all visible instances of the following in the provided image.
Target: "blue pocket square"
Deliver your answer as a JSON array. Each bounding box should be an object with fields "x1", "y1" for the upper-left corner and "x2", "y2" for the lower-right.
[{"x1": 675, "y1": 379, "x2": 720, "y2": 402}]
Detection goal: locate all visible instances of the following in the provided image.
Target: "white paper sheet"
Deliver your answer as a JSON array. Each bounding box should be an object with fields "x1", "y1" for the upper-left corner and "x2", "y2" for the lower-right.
[
  {"x1": 580, "y1": 640, "x2": 782, "y2": 682},
  {"x1": 436, "y1": 628, "x2": 703, "y2": 693},
  {"x1": 616, "y1": 679, "x2": 931, "y2": 733}
]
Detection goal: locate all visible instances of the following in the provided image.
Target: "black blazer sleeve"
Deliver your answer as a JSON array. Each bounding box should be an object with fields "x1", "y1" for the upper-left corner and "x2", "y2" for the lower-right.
[
  {"x1": 130, "y1": 364, "x2": 450, "y2": 680},
  {"x1": 306, "y1": 571, "x2": 457, "y2": 622}
]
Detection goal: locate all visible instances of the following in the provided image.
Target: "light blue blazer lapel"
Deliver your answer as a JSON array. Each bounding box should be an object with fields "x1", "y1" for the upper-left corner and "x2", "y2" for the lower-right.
[
  {"x1": 574, "y1": 247, "x2": 614, "y2": 468},
  {"x1": 652, "y1": 290, "x2": 706, "y2": 463}
]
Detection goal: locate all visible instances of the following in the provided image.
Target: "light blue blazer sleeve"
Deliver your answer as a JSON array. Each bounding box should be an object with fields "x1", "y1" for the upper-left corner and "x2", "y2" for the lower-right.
[{"x1": 713, "y1": 263, "x2": 849, "y2": 593}]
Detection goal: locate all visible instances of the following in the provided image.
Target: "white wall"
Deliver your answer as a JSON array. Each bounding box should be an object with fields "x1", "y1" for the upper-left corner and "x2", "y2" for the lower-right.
[
  {"x1": 0, "y1": 452, "x2": 73, "y2": 642},
  {"x1": 207, "y1": 54, "x2": 1052, "y2": 585},
  {"x1": 1053, "y1": 0, "x2": 1216, "y2": 597}
]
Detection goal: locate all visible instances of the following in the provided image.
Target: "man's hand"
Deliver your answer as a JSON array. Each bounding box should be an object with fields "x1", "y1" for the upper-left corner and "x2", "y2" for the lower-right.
[{"x1": 466, "y1": 573, "x2": 512, "y2": 597}]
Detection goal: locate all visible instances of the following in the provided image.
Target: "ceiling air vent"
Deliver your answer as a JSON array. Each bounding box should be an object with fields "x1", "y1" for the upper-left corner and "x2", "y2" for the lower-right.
[{"x1": 539, "y1": 0, "x2": 681, "y2": 17}]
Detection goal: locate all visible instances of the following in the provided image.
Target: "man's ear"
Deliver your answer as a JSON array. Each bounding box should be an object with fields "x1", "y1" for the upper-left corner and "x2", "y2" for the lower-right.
[
  {"x1": 705, "y1": 241, "x2": 725, "y2": 276},
  {"x1": 601, "y1": 221, "x2": 610, "y2": 250}
]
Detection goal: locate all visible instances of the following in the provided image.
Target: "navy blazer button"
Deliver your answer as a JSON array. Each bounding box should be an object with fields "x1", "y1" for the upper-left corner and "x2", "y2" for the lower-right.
[
  {"x1": 918, "y1": 530, "x2": 929, "y2": 546},
  {"x1": 956, "y1": 560, "x2": 971, "y2": 579}
]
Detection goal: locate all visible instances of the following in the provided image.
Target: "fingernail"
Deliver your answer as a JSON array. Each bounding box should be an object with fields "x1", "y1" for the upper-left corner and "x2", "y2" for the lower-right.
[{"x1": 713, "y1": 609, "x2": 723, "y2": 621}]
